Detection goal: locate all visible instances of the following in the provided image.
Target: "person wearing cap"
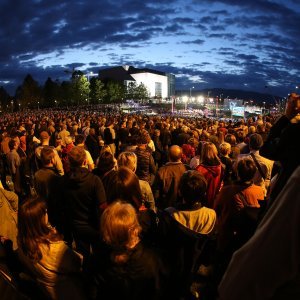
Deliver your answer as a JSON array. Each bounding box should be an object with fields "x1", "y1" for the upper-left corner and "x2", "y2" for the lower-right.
[{"x1": 35, "y1": 131, "x2": 64, "y2": 176}]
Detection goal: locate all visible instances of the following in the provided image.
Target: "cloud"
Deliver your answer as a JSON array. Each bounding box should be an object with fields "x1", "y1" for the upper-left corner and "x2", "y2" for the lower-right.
[
  {"x1": 0, "y1": 0, "x2": 299, "y2": 97},
  {"x1": 181, "y1": 39, "x2": 205, "y2": 45}
]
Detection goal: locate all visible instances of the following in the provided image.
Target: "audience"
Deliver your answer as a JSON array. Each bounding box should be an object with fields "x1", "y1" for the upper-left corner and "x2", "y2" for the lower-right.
[{"x1": 0, "y1": 97, "x2": 298, "y2": 299}]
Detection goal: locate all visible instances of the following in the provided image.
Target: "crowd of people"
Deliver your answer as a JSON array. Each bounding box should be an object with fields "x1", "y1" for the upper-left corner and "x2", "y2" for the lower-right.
[{"x1": 0, "y1": 93, "x2": 300, "y2": 299}]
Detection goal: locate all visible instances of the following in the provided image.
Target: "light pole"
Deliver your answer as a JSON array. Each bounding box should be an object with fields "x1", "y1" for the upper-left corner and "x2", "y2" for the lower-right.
[
  {"x1": 262, "y1": 101, "x2": 266, "y2": 115},
  {"x1": 38, "y1": 101, "x2": 40, "y2": 110},
  {"x1": 183, "y1": 96, "x2": 188, "y2": 111},
  {"x1": 189, "y1": 86, "x2": 194, "y2": 100}
]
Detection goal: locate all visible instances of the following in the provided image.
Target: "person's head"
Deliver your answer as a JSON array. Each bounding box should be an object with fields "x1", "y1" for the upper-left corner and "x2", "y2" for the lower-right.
[
  {"x1": 248, "y1": 125, "x2": 256, "y2": 134},
  {"x1": 201, "y1": 142, "x2": 220, "y2": 165},
  {"x1": 117, "y1": 152, "x2": 137, "y2": 172},
  {"x1": 100, "y1": 145, "x2": 112, "y2": 156},
  {"x1": 107, "y1": 167, "x2": 143, "y2": 209},
  {"x1": 168, "y1": 145, "x2": 182, "y2": 162},
  {"x1": 249, "y1": 133, "x2": 263, "y2": 150},
  {"x1": 39, "y1": 131, "x2": 50, "y2": 142},
  {"x1": 40, "y1": 147, "x2": 55, "y2": 166},
  {"x1": 18, "y1": 196, "x2": 58, "y2": 261},
  {"x1": 97, "y1": 151, "x2": 115, "y2": 175},
  {"x1": 68, "y1": 146, "x2": 86, "y2": 168},
  {"x1": 236, "y1": 130, "x2": 246, "y2": 143},
  {"x1": 179, "y1": 170, "x2": 207, "y2": 206},
  {"x1": 75, "y1": 134, "x2": 85, "y2": 145},
  {"x1": 89, "y1": 128, "x2": 96, "y2": 136},
  {"x1": 219, "y1": 142, "x2": 231, "y2": 157},
  {"x1": 225, "y1": 134, "x2": 237, "y2": 146},
  {"x1": 65, "y1": 136, "x2": 73, "y2": 145},
  {"x1": 237, "y1": 158, "x2": 257, "y2": 182},
  {"x1": 136, "y1": 132, "x2": 150, "y2": 146},
  {"x1": 101, "y1": 201, "x2": 142, "y2": 264},
  {"x1": 8, "y1": 139, "x2": 17, "y2": 151},
  {"x1": 256, "y1": 124, "x2": 265, "y2": 133}
]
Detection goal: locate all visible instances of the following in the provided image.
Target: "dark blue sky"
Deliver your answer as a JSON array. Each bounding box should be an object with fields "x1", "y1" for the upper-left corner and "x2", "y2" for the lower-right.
[{"x1": 1, "y1": 0, "x2": 299, "y2": 96}]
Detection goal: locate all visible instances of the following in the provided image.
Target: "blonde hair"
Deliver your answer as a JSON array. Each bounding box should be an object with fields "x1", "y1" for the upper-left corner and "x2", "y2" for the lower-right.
[
  {"x1": 101, "y1": 201, "x2": 142, "y2": 264},
  {"x1": 219, "y1": 142, "x2": 231, "y2": 156},
  {"x1": 117, "y1": 152, "x2": 137, "y2": 172},
  {"x1": 100, "y1": 145, "x2": 112, "y2": 156},
  {"x1": 201, "y1": 142, "x2": 220, "y2": 165}
]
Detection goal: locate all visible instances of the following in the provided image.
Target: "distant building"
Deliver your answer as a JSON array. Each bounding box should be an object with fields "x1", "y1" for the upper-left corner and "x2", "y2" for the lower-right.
[{"x1": 98, "y1": 65, "x2": 175, "y2": 99}]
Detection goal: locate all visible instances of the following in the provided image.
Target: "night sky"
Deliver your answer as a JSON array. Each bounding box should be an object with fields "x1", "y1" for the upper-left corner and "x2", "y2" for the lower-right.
[{"x1": 1, "y1": 0, "x2": 300, "y2": 96}]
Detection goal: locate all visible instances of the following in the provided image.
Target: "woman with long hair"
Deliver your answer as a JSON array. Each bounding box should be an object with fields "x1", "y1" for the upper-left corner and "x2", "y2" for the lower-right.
[
  {"x1": 17, "y1": 196, "x2": 85, "y2": 300},
  {"x1": 117, "y1": 152, "x2": 155, "y2": 210},
  {"x1": 87, "y1": 201, "x2": 167, "y2": 300},
  {"x1": 196, "y1": 142, "x2": 224, "y2": 208},
  {"x1": 106, "y1": 167, "x2": 157, "y2": 244},
  {"x1": 106, "y1": 166, "x2": 144, "y2": 209}
]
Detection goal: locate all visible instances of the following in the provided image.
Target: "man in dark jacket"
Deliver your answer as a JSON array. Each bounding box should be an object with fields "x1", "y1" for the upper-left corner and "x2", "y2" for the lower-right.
[
  {"x1": 135, "y1": 133, "x2": 156, "y2": 184},
  {"x1": 34, "y1": 147, "x2": 61, "y2": 226},
  {"x1": 260, "y1": 93, "x2": 300, "y2": 208},
  {"x1": 60, "y1": 146, "x2": 107, "y2": 258},
  {"x1": 85, "y1": 128, "x2": 100, "y2": 161}
]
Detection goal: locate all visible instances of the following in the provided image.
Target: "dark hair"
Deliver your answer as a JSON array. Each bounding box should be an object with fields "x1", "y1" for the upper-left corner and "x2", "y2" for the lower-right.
[
  {"x1": 97, "y1": 151, "x2": 115, "y2": 176},
  {"x1": 225, "y1": 134, "x2": 237, "y2": 146},
  {"x1": 249, "y1": 133, "x2": 263, "y2": 150},
  {"x1": 136, "y1": 132, "x2": 150, "y2": 145},
  {"x1": 236, "y1": 130, "x2": 246, "y2": 143},
  {"x1": 68, "y1": 146, "x2": 86, "y2": 168},
  {"x1": 107, "y1": 167, "x2": 143, "y2": 209},
  {"x1": 40, "y1": 147, "x2": 55, "y2": 165},
  {"x1": 75, "y1": 134, "x2": 85, "y2": 145},
  {"x1": 8, "y1": 139, "x2": 16, "y2": 150},
  {"x1": 179, "y1": 170, "x2": 207, "y2": 206},
  {"x1": 237, "y1": 158, "x2": 257, "y2": 182},
  {"x1": 17, "y1": 196, "x2": 60, "y2": 261}
]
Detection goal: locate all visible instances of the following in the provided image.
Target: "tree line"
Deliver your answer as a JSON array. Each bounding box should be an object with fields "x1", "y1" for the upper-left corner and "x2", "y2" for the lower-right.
[{"x1": 0, "y1": 71, "x2": 150, "y2": 111}]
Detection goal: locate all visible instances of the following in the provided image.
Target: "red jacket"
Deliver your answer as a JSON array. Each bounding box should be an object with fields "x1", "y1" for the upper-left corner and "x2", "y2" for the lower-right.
[{"x1": 196, "y1": 163, "x2": 223, "y2": 208}]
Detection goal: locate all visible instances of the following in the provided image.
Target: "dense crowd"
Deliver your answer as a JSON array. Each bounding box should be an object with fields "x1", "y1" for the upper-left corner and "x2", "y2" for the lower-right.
[{"x1": 0, "y1": 93, "x2": 300, "y2": 300}]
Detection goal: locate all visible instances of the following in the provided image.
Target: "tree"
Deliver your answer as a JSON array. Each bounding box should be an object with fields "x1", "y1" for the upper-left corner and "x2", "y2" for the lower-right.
[
  {"x1": 90, "y1": 78, "x2": 107, "y2": 104},
  {"x1": 125, "y1": 81, "x2": 138, "y2": 100},
  {"x1": 125, "y1": 82, "x2": 149, "y2": 102},
  {"x1": 60, "y1": 81, "x2": 72, "y2": 106},
  {"x1": 106, "y1": 81, "x2": 125, "y2": 103},
  {"x1": 0, "y1": 86, "x2": 10, "y2": 110},
  {"x1": 16, "y1": 74, "x2": 41, "y2": 108},
  {"x1": 135, "y1": 83, "x2": 150, "y2": 102},
  {"x1": 43, "y1": 77, "x2": 61, "y2": 107},
  {"x1": 71, "y1": 74, "x2": 90, "y2": 105}
]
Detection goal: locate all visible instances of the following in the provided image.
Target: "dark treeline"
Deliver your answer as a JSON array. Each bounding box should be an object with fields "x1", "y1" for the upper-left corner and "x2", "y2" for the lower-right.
[{"x1": 0, "y1": 71, "x2": 150, "y2": 111}]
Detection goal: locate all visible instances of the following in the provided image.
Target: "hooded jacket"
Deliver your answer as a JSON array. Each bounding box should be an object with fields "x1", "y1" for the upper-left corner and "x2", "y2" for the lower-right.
[
  {"x1": 196, "y1": 163, "x2": 223, "y2": 208},
  {"x1": 61, "y1": 167, "x2": 106, "y2": 231}
]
